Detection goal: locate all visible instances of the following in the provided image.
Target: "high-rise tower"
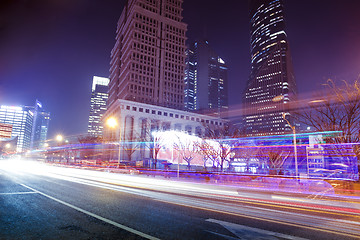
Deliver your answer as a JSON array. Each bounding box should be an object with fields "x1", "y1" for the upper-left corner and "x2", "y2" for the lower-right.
[
  {"x1": 30, "y1": 100, "x2": 50, "y2": 149},
  {"x1": 243, "y1": 0, "x2": 296, "y2": 136},
  {"x1": 184, "y1": 40, "x2": 228, "y2": 114},
  {"x1": 0, "y1": 103, "x2": 47, "y2": 152},
  {"x1": 88, "y1": 76, "x2": 109, "y2": 136},
  {"x1": 108, "y1": 0, "x2": 187, "y2": 110}
]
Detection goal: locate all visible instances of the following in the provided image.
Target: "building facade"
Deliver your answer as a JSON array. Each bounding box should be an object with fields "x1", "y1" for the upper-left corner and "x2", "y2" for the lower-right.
[
  {"x1": 0, "y1": 105, "x2": 33, "y2": 152},
  {"x1": 30, "y1": 100, "x2": 50, "y2": 149},
  {"x1": 88, "y1": 76, "x2": 110, "y2": 136},
  {"x1": 103, "y1": 99, "x2": 226, "y2": 162},
  {"x1": 108, "y1": 0, "x2": 187, "y2": 110},
  {"x1": 243, "y1": 0, "x2": 297, "y2": 136},
  {"x1": 0, "y1": 101, "x2": 50, "y2": 152},
  {"x1": 184, "y1": 40, "x2": 228, "y2": 114}
]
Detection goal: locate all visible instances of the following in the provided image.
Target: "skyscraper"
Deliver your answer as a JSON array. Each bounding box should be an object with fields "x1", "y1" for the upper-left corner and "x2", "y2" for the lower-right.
[
  {"x1": 0, "y1": 101, "x2": 50, "y2": 152},
  {"x1": 88, "y1": 76, "x2": 110, "y2": 136},
  {"x1": 243, "y1": 0, "x2": 297, "y2": 136},
  {"x1": 30, "y1": 100, "x2": 50, "y2": 149},
  {"x1": 0, "y1": 105, "x2": 34, "y2": 152},
  {"x1": 108, "y1": 0, "x2": 187, "y2": 110},
  {"x1": 184, "y1": 40, "x2": 228, "y2": 114}
]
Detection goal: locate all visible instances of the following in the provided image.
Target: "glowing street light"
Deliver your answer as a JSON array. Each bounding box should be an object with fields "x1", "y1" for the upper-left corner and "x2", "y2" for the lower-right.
[
  {"x1": 56, "y1": 134, "x2": 63, "y2": 142},
  {"x1": 5, "y1": 143, "x2": 11, "y2": 149},
  {"x1": 106, "y1": 117, "x2": 121, "y2": 166},
  {"x1": 106, "y1": 117, "x2": 118, "y2": 129}
]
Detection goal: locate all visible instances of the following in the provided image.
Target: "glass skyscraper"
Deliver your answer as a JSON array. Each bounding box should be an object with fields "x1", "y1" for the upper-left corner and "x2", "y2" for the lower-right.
[
  {"x1": 0, "y1": 101, "x2": 50, "y2": 152},
  {"x1": 0, "y1": 105, "x2": 34, "y2": 152},
  {"x1": 184, "y1": 40, "x2": 228, "y2": 114},
  {"x1": 243, "y1": 0, "x2": 297, "y2": 136},
  {"x1": 30, "y1": 100, "x2": 50, "y2": 149},
  {"x1": 88, "y1": 76, "x2": 109, "y2": 136}
]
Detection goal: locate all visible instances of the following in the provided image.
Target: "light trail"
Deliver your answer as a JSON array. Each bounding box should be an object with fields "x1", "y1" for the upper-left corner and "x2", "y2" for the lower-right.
[{"x1": 2, "y1": 159, "x2": 360, "y2": 238}]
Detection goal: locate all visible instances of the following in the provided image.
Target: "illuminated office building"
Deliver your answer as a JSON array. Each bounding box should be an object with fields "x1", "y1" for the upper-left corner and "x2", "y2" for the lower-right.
[
  {"x1": 108, "y1": 0, "x2": 187, "y2": 110},
  {"x1": 0, "y1": 105, "x2": 34, "y2": 152},
  {"x1": 0, "y1": 101, "x2": 50, "y2": 152},
  {"x1": 30, "y1": 100, "x2": 50, "y2": 149},
  {"x1": 184, "y1": 40, "x2": 228, "y2": 114},
  {"x1": 184, "y1": 48, "x2": 196, "y2": 111},
  {"x1": 88, "y1": 76, "x2": 110, "y2": 136},
  {"x1": 243, "y1": 0, "x2": 297, "y2": 136}
]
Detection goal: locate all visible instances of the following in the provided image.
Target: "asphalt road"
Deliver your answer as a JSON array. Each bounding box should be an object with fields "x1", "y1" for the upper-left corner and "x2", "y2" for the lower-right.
[{"x1": 1, "y1": 160, "x2": 360, "y2": 240}]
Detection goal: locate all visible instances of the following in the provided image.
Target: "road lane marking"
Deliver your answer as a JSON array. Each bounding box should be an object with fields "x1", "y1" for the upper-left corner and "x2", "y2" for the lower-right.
[
  {"x1": 0, "y1": 191, "x2": 37, "y2": 195},
  {"x1": 207, "y1": 218, "x2": 309, "y2": 240},
  {"x1": 20, "y1": 184, "x2": 160, "y2": 240}
]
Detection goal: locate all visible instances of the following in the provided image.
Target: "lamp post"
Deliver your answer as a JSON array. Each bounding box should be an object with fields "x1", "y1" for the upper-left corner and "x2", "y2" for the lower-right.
[
  {"x1": 106, "y1": 117, "x2": 121, "y2": 167},
  {"x1": 282, "y1": 113, "x2": 298, "y2": 178}
]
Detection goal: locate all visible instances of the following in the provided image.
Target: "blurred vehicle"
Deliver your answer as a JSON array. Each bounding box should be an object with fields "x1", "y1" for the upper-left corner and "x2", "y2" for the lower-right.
[{"x1": 105, "y1": 163, "x2": 140, "y2": 175}]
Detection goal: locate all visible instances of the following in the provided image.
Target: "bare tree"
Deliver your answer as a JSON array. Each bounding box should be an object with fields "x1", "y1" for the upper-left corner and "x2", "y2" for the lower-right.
[
  {"x1": 122, "y1": 131, "x2": 141, "y2": 162},
  {"x1": 203, "y1": 123, "x2": 239, "y2": 171},
  {"x1": 195, "y1": 140, "x2": 219, "y2": 170},
  {"x1": 151, "y1": 131, "x2": 167, "y2": 169},
  {"x1": 262, "y1": 148, "x2": 291, "y2": 175},
  {"x1": 296, "y1": 79, "x2": 360, "y2": 177},
  {"x1": 235, "y1": 145, "x2": 262, "y2": 173},
  {"x1": 173, "y1": 132, "x2": 199, "y2": 170}
]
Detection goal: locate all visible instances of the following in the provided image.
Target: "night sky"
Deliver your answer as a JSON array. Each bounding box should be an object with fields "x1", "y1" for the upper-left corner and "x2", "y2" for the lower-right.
[{"x1": 1, "y1": 0, "x2": 359, "y2": 138}]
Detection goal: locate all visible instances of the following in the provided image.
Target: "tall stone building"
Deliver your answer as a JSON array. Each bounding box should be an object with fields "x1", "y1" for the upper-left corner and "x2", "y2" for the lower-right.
[
  {"x1": 108, "y1": 0, "x2": 187, "y2": 110},
  {"x1": 243, "y1": 0, "x2": 297, "y2": 136}
]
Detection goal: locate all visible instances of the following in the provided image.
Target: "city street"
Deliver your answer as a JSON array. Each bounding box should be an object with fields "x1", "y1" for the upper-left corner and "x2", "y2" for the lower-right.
[{"x1": 1, "y1": 160, "x2": 360, "y2": 240}]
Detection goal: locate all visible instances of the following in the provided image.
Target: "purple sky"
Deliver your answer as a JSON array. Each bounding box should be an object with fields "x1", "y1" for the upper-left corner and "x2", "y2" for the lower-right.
[{"x1": 1, "y1": 0, "x2": 359, "y2": 138}]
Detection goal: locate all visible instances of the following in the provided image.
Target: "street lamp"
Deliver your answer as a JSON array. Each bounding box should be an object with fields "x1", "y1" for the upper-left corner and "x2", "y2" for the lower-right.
[
  {"x1": 282, "y1": 113, "x2": 298, "y2": 178},
  {"x1": 56, "y1": 134, "x2": 63, "y2": 142},
  {"x1": 5, "y1": 143, "x2": 11, "y2": 150},
  {"x1": 106, "y1": 117, "x2": 121, "y2": 166}
]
